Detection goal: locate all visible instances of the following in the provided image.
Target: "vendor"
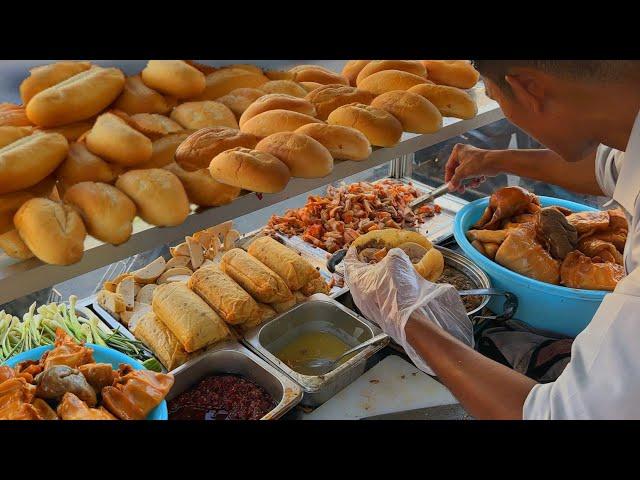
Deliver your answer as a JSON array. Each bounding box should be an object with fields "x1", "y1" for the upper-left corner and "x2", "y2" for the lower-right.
[{"x1": 345, "y1": 60, "x2": 640, "y2": 419}]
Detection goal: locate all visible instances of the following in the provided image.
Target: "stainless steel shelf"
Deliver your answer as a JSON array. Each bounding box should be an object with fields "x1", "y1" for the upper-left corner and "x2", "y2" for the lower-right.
[{"x1": 0, "y1": 85, "x2": 503, "y2": 304}]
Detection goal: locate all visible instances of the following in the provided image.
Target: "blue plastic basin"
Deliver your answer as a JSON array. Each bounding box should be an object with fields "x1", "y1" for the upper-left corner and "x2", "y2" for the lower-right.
[
  {"x1": 6, "y1": 344, "x2": 167, "y2": 420},
  {"x1": 453, "y1": 196, "x2": 605, "y2": 337}
]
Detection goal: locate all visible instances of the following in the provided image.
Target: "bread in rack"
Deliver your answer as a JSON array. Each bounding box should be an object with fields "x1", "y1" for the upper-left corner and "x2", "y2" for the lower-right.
[
  {"x1": 295, "y1": 123, "x2": 372, "y2": 161},
  {"x1": 370, "y1": 90, "x2": 442, "y2": 134},
  {"x1": 420, "y1": 60, "x2": 480, "y2": 89},
  {"x1": 342, "y1": 60, "x2": 371, "y2": 87},
  {"x1": 215, "y1": 88, "x2": 265, "y2": 117},
  {"x1": 305, "y1": 84, "x2": 376, "y2": 120},
  {"x1": 327, "y1": 103, "x2": 402, "y2": 147},
  {"x1": 194, "y1": 67, "x2": 270, "y2": 100},
  {"x1": 170, "y1": 101, "x2": 238, "y2": 130},
  {"x1": 85, "y1": 112, "x2": 152, "y2": 166},
  {"x1": 255, "y1": 132, "x2": 333, "y2": 178},
  {"x1": 140, "y1": 60, "x2": 206, "y2": 99},
  {"x1": 239, "y1": 94, "x2": 317, "y2": 128},
  {"x1": 164, "y1": 161, "x2": 241, "y2": 207},
  {"x1": 357, "y1": 69, "x2": 430, "y2": 95},
  {"x1": 209, "y1": 147, "x2": 291, "y2": 193},
  {"x1": 113, "y1": 75, "x2": 175, "y2": 115},
  {"x1": 115, "y1": 169, "x2": 190, "y2": 226},
  {"x1": 259, "y1": 80, "x2": 307, "y2": 98},
  {"x1": 63, "y1": 181, "x2": 137, "y2": 245},
  {"x1": 25, "y1": 66, "x2": 125, "y2": 127},
  {"x1": 240, "y1": 109, "x2": 323, "y2": 138},
  {"x1": 356, "y1": 60, "x2": 427, "y2": 84},
  {"x1": 408, "y1": 83, "x2": 477, "y2": 119}
]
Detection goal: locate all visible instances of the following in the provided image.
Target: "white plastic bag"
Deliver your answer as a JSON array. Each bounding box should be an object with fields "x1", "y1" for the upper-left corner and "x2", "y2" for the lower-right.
[{"x1": 344, "y1": 246, "x2": 474, "y2": 375}]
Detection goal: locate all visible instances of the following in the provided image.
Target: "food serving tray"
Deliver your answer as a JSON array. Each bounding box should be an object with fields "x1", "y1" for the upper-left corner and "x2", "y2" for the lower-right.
[
  {"x1": 167, "y1": 339, "x2": 303, "y2": 420},
  {"x1": 240, "y1": 293, "x2": 389, "y2": 407}
]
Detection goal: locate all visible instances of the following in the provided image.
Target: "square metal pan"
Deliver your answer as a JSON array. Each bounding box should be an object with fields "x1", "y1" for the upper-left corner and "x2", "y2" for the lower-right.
[
  {"x1": 167, "y1": 339, "x2": 303, "y2": 420},
  {"x1": 240, "y1": 293, "x2": 389, "y2": 407}
]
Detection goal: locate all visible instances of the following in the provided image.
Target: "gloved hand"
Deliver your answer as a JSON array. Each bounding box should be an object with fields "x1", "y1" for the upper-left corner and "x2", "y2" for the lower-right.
[{"x1": 343, "y1": 246, "x2": 474, "y2": 375}]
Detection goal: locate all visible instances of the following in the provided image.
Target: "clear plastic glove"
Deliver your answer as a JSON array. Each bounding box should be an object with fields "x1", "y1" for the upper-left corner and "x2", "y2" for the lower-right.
[{"x1": 343, "y1": 246, "x2": 474, "y2": 375}]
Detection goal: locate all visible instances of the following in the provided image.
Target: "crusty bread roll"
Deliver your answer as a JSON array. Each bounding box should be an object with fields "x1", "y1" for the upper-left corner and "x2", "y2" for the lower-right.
[
  {"x1": 247, "y1": 236, "x2": 321, "y2": 291},
  {"x1": 140, "y1": 60, "x2": 206, "y2": 99},
  {"x1": 113, "y1": 75, "x2": 174, "y2": 115},
  {"x1": 85, "y1": 112, "x2": 152, "y2": 166},
  {"x1": 370, "y1": 90, "x2": 442, "y2": 134},
  {"x1": 0, "y1": 103, "x2": 33, "y2": 127},
  {"x1": 255, "y1": 132, "x2": 333, "y2": 178},
  {"x1": 170, "y1": 101, "x2": 238, "y2": 130},
  {"x1": 239, "y1": 94, "x2": 317, "y2": 128},
  {"x1": 289, "y1": 64, "x2": 336, "y2": 74},
  {"x1": 265, "y1": 70, "x2": 295, "y2": 81},
  {"x1": 209, "y1": 147, "x2": 291, "y2": 193},
  {"x1": 240, "y1": 109, "x2": 323, "y2": 138},
  {"x1": 63, "y1": 181, "x2": 136, "y2": 245},
  {"x1": 357, "y1": 69, "x2": 429, "y2": 95},
  {"x1": 195, "y1": 68, "x2": 269, "y2": 100},
  {"x1": 137, "y1": 132, "x2": 192, "y2": 169},
  {"x1": 37, "y1": 120, "x2": 93, "y2": 141},
  {"x1": 0, "y1": 125, "x2": 33, "y2": 147},
  {"x1": 20, "y1": 61, "x2": 92, "y2": 105},
  {"x1": 164, "y1": 162, "x2": 241, "y2": 207},
  {"x1": 131, "y1": 311, "x2": 190, "y2": 371},
  {"x1": 175, "y1": 127, "x2": 258, "y2": 171},
  {"x1": 327, "y1": 103, "x2": 402, "y2": 147},
  {"x1": 115, "y1": 169, "x2": 190, "y2": 226},
  {"x1": 13, "y1": 198, "x2": 86, "y2": 265},
  {"x1": 126, "y1": 113, "x2": 184, "y2": 138},
  {"x1": 152, "y1": 282, "x2": 230, "y2": 352},
  {"x1": 408, "y1": 83, "x2": 478, "y2": 119},
  {"x1": 220, "y1": 248, "x2": 294, "y2": 304},
  {"x1": 300, "y1": 82, "x2": 323, "y2": 92},
  {"x1": 188, "y1": 264, "x2": 262, "y2": 325},
  {"x1": 295, "y1": 123, "x2": 371, "y2": 161},
  {"x1": 291, "y1": 66, "x2": 348, "y2": 85},
  {"x1": 342, "y1": 60, "x2": 371, "y2": 86},
  {"x1": 259, "y1": 80, "x2": 307, "y2": 98},
  {"x1": 305, "y1": 84, "x2": 376, "y2": 120},
  {"x1": 0, "y1": 131, "x2": 69, "y2": 194},
  {"x1": 56, "y1": 142, "x2": 118, "y2": 193},
  {"x1": 26, "y1": 67, "x2": 125, "y2": 127},
  {"x1": 215, "y1": 88, "x2": 265, "y2": 117},
  {"x1": 0, "y1": 229, "x2": 33, "y2": 260},
  {"x1": 420, "y1": 60, "x2": 479, "y2": 89},
  {"x1": 356, "y1": 60, "x2": 427, "y2": 84}
]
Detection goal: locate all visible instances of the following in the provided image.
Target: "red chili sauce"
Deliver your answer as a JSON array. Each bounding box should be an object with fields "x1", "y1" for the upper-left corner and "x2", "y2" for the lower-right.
[{"x1": 168, "y1": 374, "x2": 276, "y2": 420}]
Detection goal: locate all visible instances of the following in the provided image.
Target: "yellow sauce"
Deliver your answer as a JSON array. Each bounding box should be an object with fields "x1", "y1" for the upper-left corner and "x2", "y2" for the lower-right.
[{"x1": 276, "y1": 331, "x2": 352, "y2": 375}]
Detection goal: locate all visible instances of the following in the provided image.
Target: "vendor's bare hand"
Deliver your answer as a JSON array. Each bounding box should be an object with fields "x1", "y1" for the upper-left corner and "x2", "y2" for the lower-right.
[{"x1": 445, "y1": 144, "x2": 501, "y2": 192}]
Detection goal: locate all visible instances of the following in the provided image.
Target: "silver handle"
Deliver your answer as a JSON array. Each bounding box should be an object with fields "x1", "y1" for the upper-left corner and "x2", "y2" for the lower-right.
[{"x1": 336, "y1": 333, "x2": 388, "y2": 362}]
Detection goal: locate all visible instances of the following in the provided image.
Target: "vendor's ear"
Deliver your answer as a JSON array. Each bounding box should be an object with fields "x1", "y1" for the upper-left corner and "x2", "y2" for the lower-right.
[{"x1": 505, "y1": 71, "x2": 546, "y2": 114}]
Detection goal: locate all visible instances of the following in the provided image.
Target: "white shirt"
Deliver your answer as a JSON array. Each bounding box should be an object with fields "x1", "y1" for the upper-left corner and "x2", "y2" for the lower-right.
[{"x1": 523, "y1": 111, "x2": 640, "y2": 419}]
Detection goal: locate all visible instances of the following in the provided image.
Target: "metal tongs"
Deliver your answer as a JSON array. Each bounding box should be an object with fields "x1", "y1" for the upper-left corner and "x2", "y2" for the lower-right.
[{"x1": 409, "y1": 182, "x2": 455, "y2": 211}]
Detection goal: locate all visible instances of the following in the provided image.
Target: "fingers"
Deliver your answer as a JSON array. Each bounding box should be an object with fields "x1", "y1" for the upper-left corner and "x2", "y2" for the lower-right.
[{"x1": 444, "y1": 144, "x2": 463, "y2": 185}]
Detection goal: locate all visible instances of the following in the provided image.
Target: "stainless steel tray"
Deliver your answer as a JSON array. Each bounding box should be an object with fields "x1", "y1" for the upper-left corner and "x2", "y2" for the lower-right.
[
  {"x1": 240, "y1": 293, "x2": 389, "y2": 407},
  {"x1": 167, "y1": 339, "x2": 303, "y2": 420}
]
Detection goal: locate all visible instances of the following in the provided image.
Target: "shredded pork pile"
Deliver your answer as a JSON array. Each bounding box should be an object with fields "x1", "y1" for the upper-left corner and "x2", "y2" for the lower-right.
[{"x1": 264, "y1": 180, "x2": 441, "y2": 252}]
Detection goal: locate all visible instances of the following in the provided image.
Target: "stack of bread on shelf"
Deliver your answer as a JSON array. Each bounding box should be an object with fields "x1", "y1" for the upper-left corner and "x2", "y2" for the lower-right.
[
  {"x1": 96, "y1": 221, "x2": 330, "y2": 371},
  {"x1": 0, "y1": 59, "x2": 479, "y2": 267}
]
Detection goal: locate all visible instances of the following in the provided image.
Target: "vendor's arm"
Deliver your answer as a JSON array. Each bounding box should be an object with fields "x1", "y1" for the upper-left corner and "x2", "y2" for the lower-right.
[
  {"x1": 405, "y1": 315, "x2": 536, "y2": 420},
  {"x1": 445, "y1": 145, "x2": 603, "y2": 196}
]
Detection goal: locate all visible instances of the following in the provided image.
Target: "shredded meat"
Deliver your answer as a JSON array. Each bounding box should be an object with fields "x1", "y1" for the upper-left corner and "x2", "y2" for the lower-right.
[{"x1": 264, "y1": 180, "x2": 441, "y2": 252}]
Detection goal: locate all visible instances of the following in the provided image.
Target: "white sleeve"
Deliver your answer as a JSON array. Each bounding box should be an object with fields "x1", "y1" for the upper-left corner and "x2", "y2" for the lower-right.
[
  {"x1": 595, "y1": 144, "x2": 624, "y2": 198},
  {"x1": 523, "y1": 291, "x2": 640, "y2": 419}
]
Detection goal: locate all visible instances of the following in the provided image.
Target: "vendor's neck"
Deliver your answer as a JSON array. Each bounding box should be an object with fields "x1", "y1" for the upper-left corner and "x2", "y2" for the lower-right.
[{"x1": 575, "y1": 80, "x2": 640, "y2": 151}]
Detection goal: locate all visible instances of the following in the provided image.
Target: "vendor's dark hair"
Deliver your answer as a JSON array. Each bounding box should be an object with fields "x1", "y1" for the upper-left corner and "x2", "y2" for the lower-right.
[{"x1": 473, "y1": 60, "x2": 640, "y2": 91}]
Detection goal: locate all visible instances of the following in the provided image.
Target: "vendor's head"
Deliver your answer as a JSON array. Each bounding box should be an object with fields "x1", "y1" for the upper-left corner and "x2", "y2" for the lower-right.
[{"x1": 474, "y1": 60, "x2": 640, "y2": 161}]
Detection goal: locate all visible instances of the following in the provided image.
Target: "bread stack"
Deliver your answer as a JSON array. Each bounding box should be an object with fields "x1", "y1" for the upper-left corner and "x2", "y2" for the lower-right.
[
  {"x1": 96, "y1": 219, "x2": 330, "y2": 371},
  {"x1": 0, "y1": 59, "x2": 480, "y2": 267}
]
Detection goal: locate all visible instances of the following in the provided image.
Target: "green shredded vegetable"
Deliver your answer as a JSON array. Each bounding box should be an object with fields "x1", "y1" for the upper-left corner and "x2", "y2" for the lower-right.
[{"x1": 0, "y1": 295, "x2": 161, "y2": 369}]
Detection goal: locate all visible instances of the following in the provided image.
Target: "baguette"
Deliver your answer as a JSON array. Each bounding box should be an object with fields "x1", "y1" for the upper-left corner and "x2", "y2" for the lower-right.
[
  {"x1": 26, "y1": 67, "x2": 125, "y2": 127},
  {"x1": 188, "y1": 264, "x2": 262, "y2": 325},
  {"x1": 85, "y1": 112, "x2": 152, "y2": 166},
  {"x1": 175, "y1": 127, "x2": 258, "y2": 171},
  {"x1": 164, "y1": 162, "x2": 240, "y2": 207},
  {"x1": 132, "y1": 312, "x2": 190, "y2": 371},
  {"x1": 137, "y1": 132, "x2": 192, "y2": 169},
  {"x1": 0, "y1": 103, "x2": 33, "y2": 127},
  {"x1": 239, "y1": 94, "x2": 316, "y2": 128},
  {"x1": 0, "y1": 132, "x2": 69, "y2": 194},
  {"x1": 216, "y1": 88, "x2": 265, "y2": 117},
  {"x1": 13, "y1": 198, "x2": 86, "y2": 265},
  {"x1": 115, "y1": 169, "x2": 190, "y2": 227},
  {"x1": 63, "y1": 181, "x2": 137, "y2": 245},
  {"x1": 194, "y1": 68, "x2": 269, "y2": 100},
  {"x1": 113, "y1": 75, "x2": 174, "y2": 115},
  {"x1": 0, "y1": 229, "x2": 33, "y2": 260},
  {"x1": 20, "y1": 61, "x2": 92, "y2": 105},
  {"x1": 220, "y1": 248, "x2": 294, "y2": 304},
  {"x1": 141, "y1": 60, "x2": 206, "y2": 99},
  {"x1": 152, "y1": 282, "x2": 230, "y2": 352},
  {"x1": 408, "y1": 83, "x2": 477, "y2": 119},
  {"x1": 260, "y1": 80, "x2": 307, "y2": 98},
  {"x1": 170, "y1": 101, "x2": 238, "y2": 130},
  {"x1": 420, "y1": 60, "x2": 480, "y2": 89},
  {"x1": 56, "y1": 142, "x2": 118, "y2": 194}
]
